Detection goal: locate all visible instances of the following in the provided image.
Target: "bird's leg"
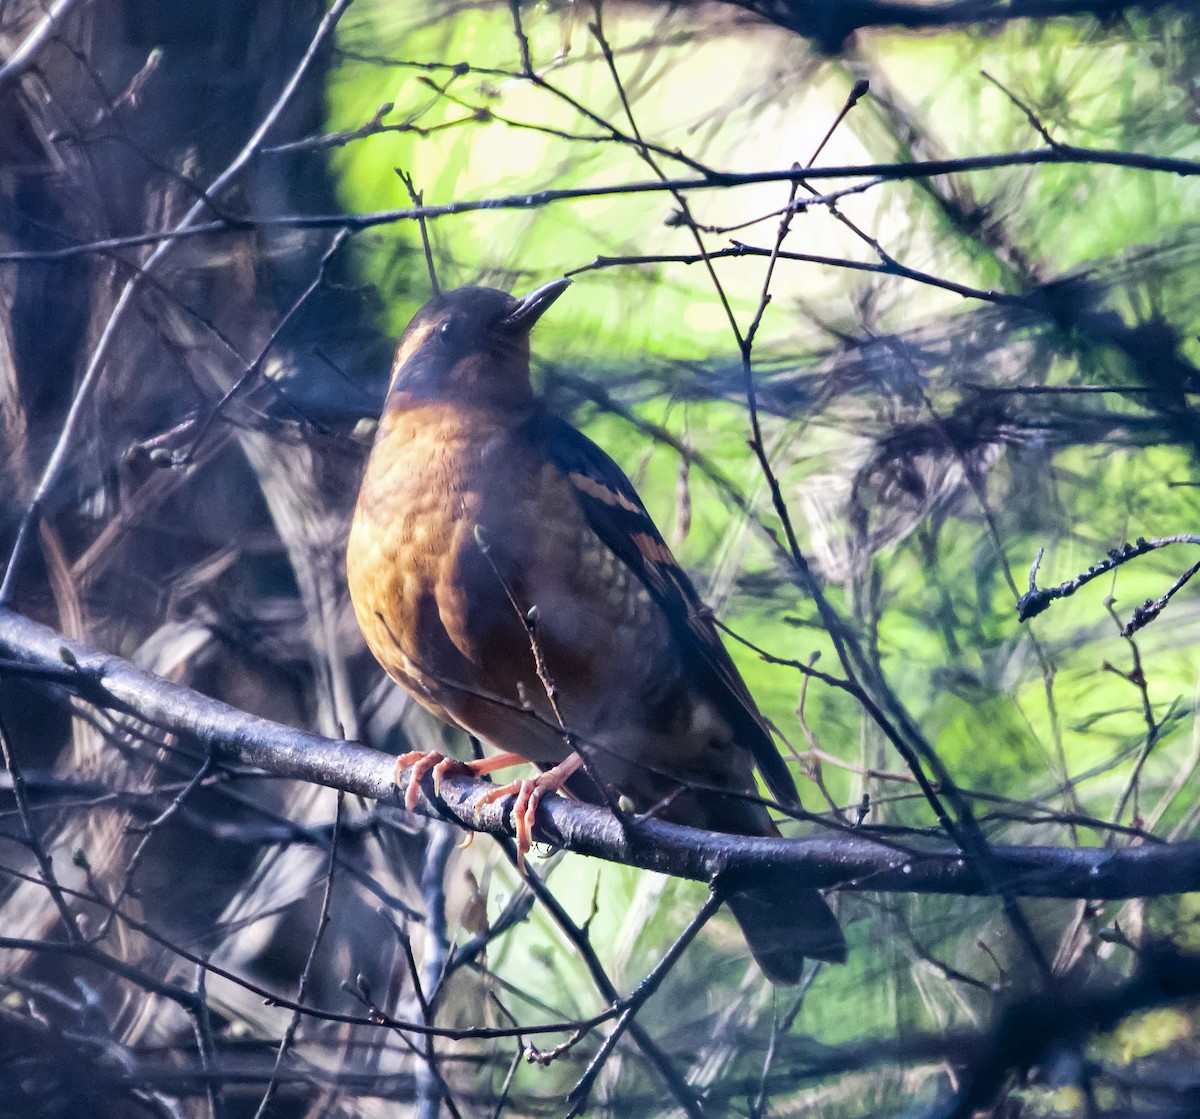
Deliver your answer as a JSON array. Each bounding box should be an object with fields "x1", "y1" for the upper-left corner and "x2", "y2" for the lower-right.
[
  {"x1": 476, "y1": 754, "x2": 584, "y2": 871},
  {"x1": 393, "y1": 749, "x2": 527, "y2": 811}
]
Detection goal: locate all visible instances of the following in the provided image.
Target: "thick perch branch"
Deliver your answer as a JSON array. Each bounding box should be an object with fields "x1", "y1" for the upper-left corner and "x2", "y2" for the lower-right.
[{"x1": 2, "y1": 607, "x2": 1197, "y2": 900}]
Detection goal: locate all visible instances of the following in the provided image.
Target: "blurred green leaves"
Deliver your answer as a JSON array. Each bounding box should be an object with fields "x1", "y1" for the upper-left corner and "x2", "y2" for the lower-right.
[{"x1": 324, "y1": 0, "x2": 1200, "y2": 1108}]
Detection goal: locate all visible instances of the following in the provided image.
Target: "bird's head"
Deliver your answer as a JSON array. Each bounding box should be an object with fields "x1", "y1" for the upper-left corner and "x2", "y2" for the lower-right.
[{"x1": 385, "y1": 279, "x2": 570, "y2": 412}]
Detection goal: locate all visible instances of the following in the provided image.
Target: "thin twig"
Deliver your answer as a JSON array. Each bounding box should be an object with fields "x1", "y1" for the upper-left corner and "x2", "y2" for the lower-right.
[
  {"x1": 96, "y1": 752, "x2": 214, "y2": 940},
  {"x1": 1018, "y1": 536, "x2": 1200, "y2": 623},
  {"x1": 500, "y1": 837, "x2": 704, "y2": 1119},
  {"x1": 0, "y1": 867, "x2": 615, "y2": 1043},
  {"x1": 0, "y1": 0, "x2": 356, "y2": 604},
  {"x1": 0, "y1": 707, "x2": 80, "y2": 940},
  {"x1": 565, "y1": 890, "x2": 722, "y2": 1116},
  {"x1": 253, "y1": 790, "x2": 344, "y2": 1119},
  {"x1": 397, "y1": 168, "x2": 440, "y2": 294},
  {"x1": 190, "y1": 962, "x2": 228, "y2": 1119},
  {"x1": 180, "y1": 228, "x2": 352, "y2": 465},
  {"x1": 416, "y1": 822, "x2": 461, "y2": 1119},
  {"x1": 981, "y1": 69, "x2": 1060, "y2": 148},
  {"x1": 0, "y1": 0, "x2": 83, "y2": 87},
  {"x1": 1, "y1": 143, "x2": 1198, "y2": 267}
]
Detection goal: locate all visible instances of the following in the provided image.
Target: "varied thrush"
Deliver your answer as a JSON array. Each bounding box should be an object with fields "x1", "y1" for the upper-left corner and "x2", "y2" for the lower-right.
[{"x1": 346, "y1": 280, "x2": 845, "y2": 982}]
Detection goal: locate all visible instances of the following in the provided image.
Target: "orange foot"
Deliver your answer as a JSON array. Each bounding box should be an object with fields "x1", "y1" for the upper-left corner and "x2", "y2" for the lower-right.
[
  {"x1": 476, "y1": 754, "x2": 584, "y2": 872},
  {"x1": 393, "y1": 749, "x2": 528, "y2": 811}
]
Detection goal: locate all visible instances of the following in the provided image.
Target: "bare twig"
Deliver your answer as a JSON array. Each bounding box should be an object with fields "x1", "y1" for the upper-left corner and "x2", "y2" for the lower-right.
[
  {"x1": 0, "y1": 0, "x2": 83, "y2": 87},
  {"x1": 253, "y1": 790, "x2": 344, "y2": 1119},
  {"x1": 1, "y1": 146, "x2": 1198, "y2": 266},
  {"x1": 565, "y1": 890, "x2": 723, "y2": 1116},
  {"x1": 982, "y1": 69, "x2": 1060, "y2": 148},
  {"x1": 501, "y1": 837, "x2": 704, "y2": 1119},
  {"x1": 1018, "y1": 536, "x2": 1200, "y2": 624},
  {"x1": 0, "y1": 707, "x2": 80, "y2": 941},
  {"x1": 397, "y1": 169, "x2": 440, "y2": 294},
  {"x1": 0, "y1": 0, "x2": 356, "y2": 604}
]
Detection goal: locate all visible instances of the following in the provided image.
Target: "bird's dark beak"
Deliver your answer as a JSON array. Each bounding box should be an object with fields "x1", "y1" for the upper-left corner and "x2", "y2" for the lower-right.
[{"x1": 499, "y1": 278, "x2": 571, "y2": 333}]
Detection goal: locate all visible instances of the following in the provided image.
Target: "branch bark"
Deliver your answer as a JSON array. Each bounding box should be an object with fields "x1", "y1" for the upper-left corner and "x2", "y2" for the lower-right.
[
  {"x1": 723, "y1": 0, "x2": 1196, "y2": 52},
  {"x1": 2, "y1": 606, "x2": 1197, "y2": 900}
]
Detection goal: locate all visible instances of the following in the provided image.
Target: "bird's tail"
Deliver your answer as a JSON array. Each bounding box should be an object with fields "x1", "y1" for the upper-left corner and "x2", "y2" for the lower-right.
[{"x1": 726, "y1": 885, "x2": 846, "y2": 984}]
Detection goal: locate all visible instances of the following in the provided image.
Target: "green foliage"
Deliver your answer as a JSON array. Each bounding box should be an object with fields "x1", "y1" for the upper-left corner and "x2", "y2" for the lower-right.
[{"x1": 326, "y1": 1, "x2": 1200, "y2": 1111}]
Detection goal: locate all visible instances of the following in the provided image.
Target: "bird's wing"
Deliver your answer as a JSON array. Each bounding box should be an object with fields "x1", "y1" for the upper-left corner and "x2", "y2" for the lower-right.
[{"x1": 525, "y1": 409, "x2": 800, "y2": 809}]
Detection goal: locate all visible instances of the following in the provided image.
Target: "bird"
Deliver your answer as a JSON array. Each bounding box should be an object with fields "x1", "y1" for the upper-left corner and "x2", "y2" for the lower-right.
[{"x1": 345, "y1": 279, "x2": 846, "y2": 983}]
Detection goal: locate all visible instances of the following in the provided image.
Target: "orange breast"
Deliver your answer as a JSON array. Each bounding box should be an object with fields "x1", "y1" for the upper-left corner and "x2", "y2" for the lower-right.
[
  {"x1": 349, "y1": 403, "x2": 487, "y2": 711},
  {"x1": 346, "y1": 399, "x2": 748, "y2": 797},
  {"x1": 347, "y1": 402, "x2": 583, "y2": 755}
]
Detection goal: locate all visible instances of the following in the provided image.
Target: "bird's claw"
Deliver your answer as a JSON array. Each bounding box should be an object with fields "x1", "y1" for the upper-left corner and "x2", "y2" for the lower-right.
[
  {"x1": 477, "y1": 778, "x2": 543, "y2": 872},
  {"x1": 475, "y1": 755, "x2": 583, "y2": 872},
  {"x1": 393, "y1": 751, "x2": 474, "y2": 810},
  {"x1": 395, "y1": 752, "x2": 580, "y2": 871}
]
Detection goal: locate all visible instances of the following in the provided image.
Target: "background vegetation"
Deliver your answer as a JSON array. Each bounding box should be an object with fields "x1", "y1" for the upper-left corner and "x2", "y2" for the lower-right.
[{"x1": 2, "y1": 1, "x2": 1200, "y2": 1116}]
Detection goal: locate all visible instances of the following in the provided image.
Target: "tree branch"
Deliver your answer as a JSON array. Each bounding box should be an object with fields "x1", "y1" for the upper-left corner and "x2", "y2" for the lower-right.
[
  {"x1": 2, "y1": 606, "x2": 1198, "y2": 900},
  {"x1": 0, "y1": 144, "x2": 1197, "y2": 266}
]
